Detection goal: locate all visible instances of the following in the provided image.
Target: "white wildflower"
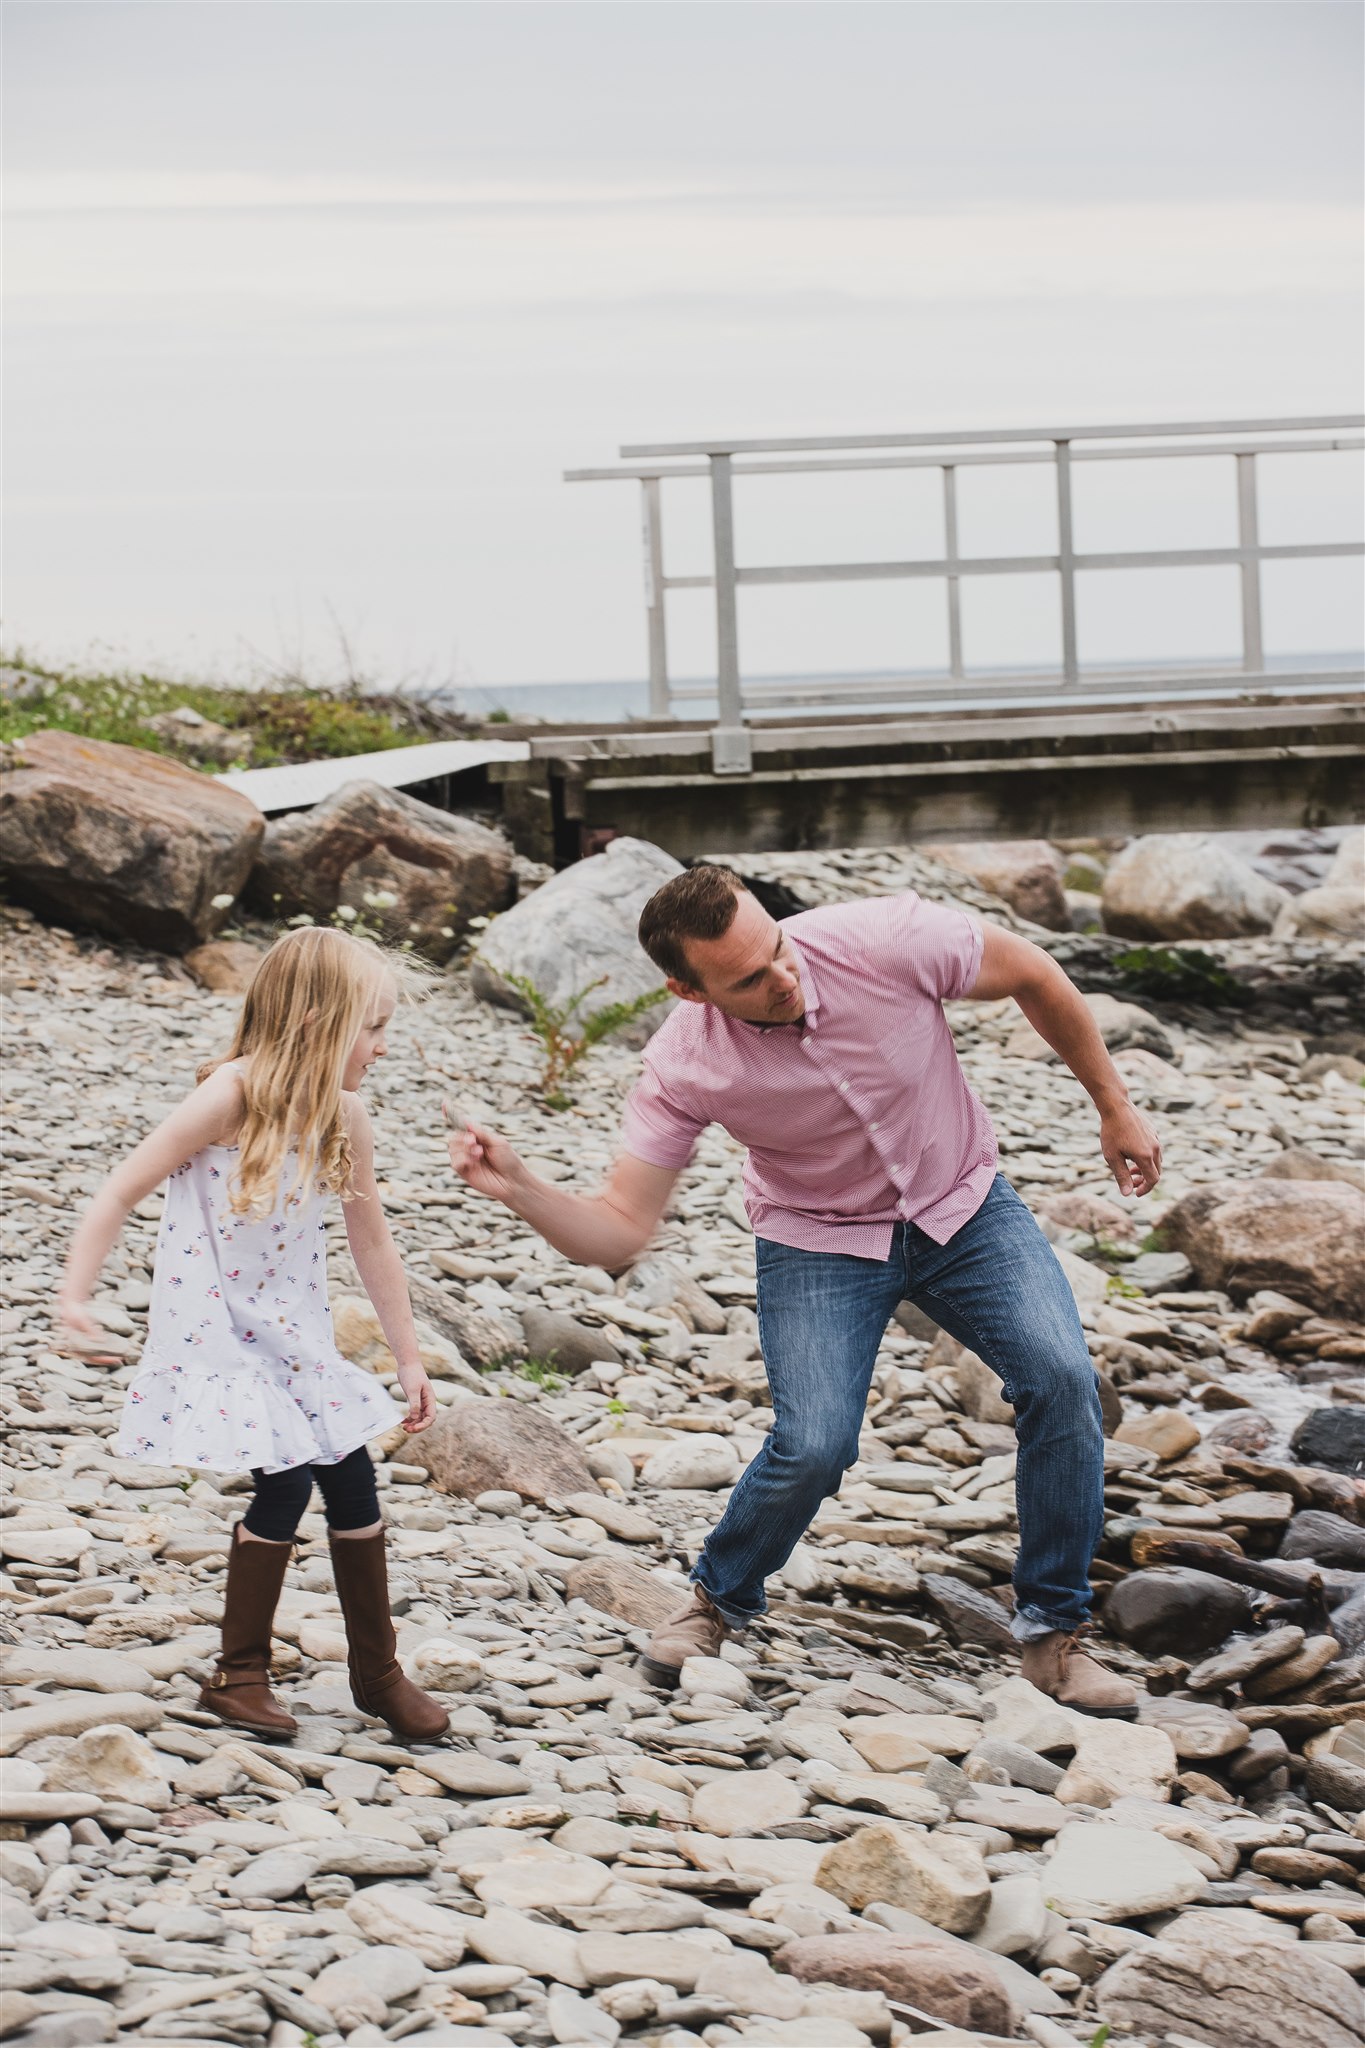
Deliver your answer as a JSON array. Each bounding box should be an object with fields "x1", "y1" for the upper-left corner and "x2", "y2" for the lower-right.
[
  {"x1": 210, "y1": 893, "x2": 235, "y2": 910},
  {"x1": 334, "y1": 904, "x2": 358, "y2": 922}
]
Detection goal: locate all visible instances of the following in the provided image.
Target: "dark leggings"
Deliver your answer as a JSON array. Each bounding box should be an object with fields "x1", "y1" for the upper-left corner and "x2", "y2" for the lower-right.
[{"x1": 241, "y1": 1445, "x2": 380, "y2": 1542}]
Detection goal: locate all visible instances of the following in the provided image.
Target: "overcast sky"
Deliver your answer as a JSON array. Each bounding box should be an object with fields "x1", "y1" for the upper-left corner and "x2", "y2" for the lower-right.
[{"x1": 6, "y1": 1, "x2": 1362, "y2": 695}]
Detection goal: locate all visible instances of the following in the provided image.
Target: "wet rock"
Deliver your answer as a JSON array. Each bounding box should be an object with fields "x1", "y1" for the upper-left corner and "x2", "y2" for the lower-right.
[
  {"x1": 1095, "y1": 1926, "x2": 1364, "y2": 2048},
  {"x1": 1101, "y1": 834, "x2": 1289, "y2": 940},
  {"x1": 1290, "y1": 1408, "x2": 1365, "y2": 1477},
  {"x1": 410, "y1": 1395, "x2": 596, "y2": 1503},
  {"x1": 775, "y1": 1933, "x2": 1017, "y2": 2035},
  {"x1": 1160, "y1": 1181, "x2": 1365, "y2": 1320},
  {"x1": 1102, "y1": 1568, "x2": 1254, "y2": 1657},
  {"x1": 247, "y1": 778, "x2": 514, "y2": 961},
  {"x1": 1279, "y1": 1510, "x2": 1365, "y2": 1570},
  {"x1": 471, "y1": 834, "x2": 679, "y2": 1042},
  {"x1": 0, "y1": 728, "x2": 264, "y2": 950}
]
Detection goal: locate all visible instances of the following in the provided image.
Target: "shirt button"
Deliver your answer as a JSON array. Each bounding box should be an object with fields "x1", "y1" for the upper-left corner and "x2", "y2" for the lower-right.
[
  {"x1": 838, "y1": 1081, "x2": 849, "y2": 1092},
  {"x1": 869, "y1": 1121, "x2": 879, "y2": 1131}
]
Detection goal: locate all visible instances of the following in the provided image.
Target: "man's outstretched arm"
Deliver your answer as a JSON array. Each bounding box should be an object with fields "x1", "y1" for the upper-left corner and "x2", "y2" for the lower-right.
[
  {"x1": 968, "y1": 926, "x2": 1162, "y2": 1197},
  {"x1": 446, "y1": 1108, "x2": 679, "y2": 1269}
]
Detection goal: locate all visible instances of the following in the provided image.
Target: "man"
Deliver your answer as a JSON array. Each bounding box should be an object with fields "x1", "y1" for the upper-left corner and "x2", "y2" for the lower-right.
[{"x1": 448, "y1": 867, "x2": 1161, "y2": 1716}]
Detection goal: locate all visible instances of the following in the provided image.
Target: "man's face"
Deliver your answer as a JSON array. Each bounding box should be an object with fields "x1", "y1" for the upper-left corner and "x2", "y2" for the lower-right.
[{"x1": 667, "y1": 889, "x2": 806, "y2": 1025}]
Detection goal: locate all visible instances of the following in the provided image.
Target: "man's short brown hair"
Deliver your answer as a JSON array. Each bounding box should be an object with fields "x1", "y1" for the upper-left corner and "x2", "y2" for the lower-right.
[{"x1": 638, "y1": 865, "x2": 746, "y2": 987}]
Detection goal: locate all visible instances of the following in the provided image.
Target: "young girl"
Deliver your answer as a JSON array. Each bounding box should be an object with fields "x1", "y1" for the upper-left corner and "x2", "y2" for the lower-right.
[{"x1": 59, "y1": 926, "x2": 449, "y2": 1745}]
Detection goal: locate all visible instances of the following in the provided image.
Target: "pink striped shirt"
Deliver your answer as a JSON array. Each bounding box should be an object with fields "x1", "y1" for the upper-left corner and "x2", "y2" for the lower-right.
[{"x1": 621, "y1": 893, "x2": 998, "y2": 1258}]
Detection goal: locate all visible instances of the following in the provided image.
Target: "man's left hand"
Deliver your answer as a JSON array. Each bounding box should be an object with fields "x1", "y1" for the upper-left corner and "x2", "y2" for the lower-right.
[{"x1": 1099, "y1": 1101, "x2": 1162, "y2": 1198}]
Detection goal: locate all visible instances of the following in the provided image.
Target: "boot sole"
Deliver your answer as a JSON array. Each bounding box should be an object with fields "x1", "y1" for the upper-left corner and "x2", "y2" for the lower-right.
[
  {"x1": 200, "y1": 1709, "x2": 298, "y2": 1741},
  {"x1": 637, "y1": 1654, "x2": 683, "y2": 1691}
]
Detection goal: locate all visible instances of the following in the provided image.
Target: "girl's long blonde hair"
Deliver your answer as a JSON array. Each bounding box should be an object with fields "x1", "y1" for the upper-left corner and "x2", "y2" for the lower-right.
[{"x1": 199, "y1": 926, "x2": 421, "y2": 1218}]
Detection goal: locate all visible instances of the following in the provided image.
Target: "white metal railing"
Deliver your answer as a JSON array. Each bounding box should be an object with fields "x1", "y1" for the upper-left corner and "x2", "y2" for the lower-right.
[{"x1": 565, "y1": 416, "x2": 1365, "y2": 773}]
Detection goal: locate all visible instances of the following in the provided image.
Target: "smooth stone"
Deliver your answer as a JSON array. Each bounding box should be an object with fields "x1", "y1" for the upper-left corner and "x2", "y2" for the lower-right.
[
  {"x1": 640, "y1": 1437, "x2": 739, "y2": 1490},
  {"x1": 978, "y1": 1679, "x2": 1084, "y2": 1755},
  {"x1": 690, "y1": 1770, "x2": 807, "y2": 1837},
  {"x1": 312, "y1": 1946, "x2": 428, "y2": 2031},
  {"x1": 775, "y1": 1931, "x2": 1018, "y2": 2036},
  {"x1": 1138, "y1": 1694, "x2": 1251, "y2": 1760},
  {"x1": 964, "y1": 1737, "x2": 1064, "y2": 1793},
  {"x1": 1056, "y1": 1720, "x2": 1177, "y2": 1808},
  {"x1": 577, "y1": 1931, "x2": 723, "y2": 1993},
  {"x1": 419, "y1": 1754, "x2": 530, "y2": 1797},
  {"x1": 0, "y1": 1693, "x2": 163, "y2": 1757},
  {"x1": 955, "y1": 1787, "x2": 1070, "y2": 1836},
  {"x1": 1042, "y1": 1823, "x2": 1209, "y2": 1920},
  {"x1": 1243, "y1": 1635, "x2": 1341, "y2": 1699},
  {"x1": 1186, "y1": 1626, "x2": 1307, "y2": 1692},
  {"x1": 0, "y1": 1646, "x2": 155, "y2": 1694},
  {"x1": 974, "y1": 1873, "x2": 1050, "y2": 1958}
]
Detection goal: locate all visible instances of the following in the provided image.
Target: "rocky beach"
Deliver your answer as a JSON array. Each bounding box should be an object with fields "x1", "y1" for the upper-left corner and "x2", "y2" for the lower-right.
[{"x1": 2, "y1": 777, "x2": 1364, "y2": 2048}]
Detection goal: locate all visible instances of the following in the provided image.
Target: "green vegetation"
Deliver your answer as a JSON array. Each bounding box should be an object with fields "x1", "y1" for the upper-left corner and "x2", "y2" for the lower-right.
[
  {"x1": 502, "y1": 971, "x2": 670, "y2": 1109},
  {"x1": 1111, "y1": 943, "x2": 1251, "y2": 1008},
  {"x1": 516, "y1": 1356, "x2": 568, "y2": 1392},
  {"x1": 0, "y1": 656, "x2": 472, "y2": 770}
]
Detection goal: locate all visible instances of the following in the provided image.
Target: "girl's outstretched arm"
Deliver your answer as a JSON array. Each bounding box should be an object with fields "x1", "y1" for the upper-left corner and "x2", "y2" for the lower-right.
[
  {"x1": 58, "y1": 1063, "x2": 245, "y2": 1350},
  {"x1": 341, "y1": 1094, "x2": 435, "y2": 1434}
]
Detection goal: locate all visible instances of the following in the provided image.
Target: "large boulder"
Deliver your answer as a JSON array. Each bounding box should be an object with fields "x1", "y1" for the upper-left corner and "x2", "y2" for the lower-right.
[
  {"x1": 1095, "y1": 1927, "x2": 1364, "y2": 2048},
  {"x1": 1100, "y1": 834, "x2": 1289, "y2": 940},
  {"x1": 1005, "y1": 990, "x2": 1174, "y2": 1062},
  {"x1": 471, "y1": 835, "x2": 680, "y2": 1044},
  {"x1": 247, "y1": 779, "x2": 514, "y2": 962},
  {"x1": 776, "y1": 1934, "x2": 1016, "y2": 2035},
  {"x1": 0, "y1": 729, "x2": 264, "y2": 951},
  {"x1": 1159, "y1": 1179, "x2": 1365, "y2": 1319},
  {"x1": 408, "y1": 1395, "x2": 596, "y2": 1504},
  {"x1": 930, "y1": 841, "x2": 1068, "y2": 931},
  {"x1": 1274, "y1": 828, "x2": 1365, "y2": 939}
]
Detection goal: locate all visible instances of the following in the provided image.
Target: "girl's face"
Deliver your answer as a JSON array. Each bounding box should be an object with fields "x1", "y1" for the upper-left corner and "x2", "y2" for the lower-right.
[{"x1": 342, "y1": 978, "x2": 397, "y2": 1090}]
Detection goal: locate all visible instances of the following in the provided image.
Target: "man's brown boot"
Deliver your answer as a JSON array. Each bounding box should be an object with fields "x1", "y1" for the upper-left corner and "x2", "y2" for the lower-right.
[
  {"x1": 199, "y1": 1524, "x2": 298, "y2": 1738},
  {"x1": 1019, "y1": 1627, "x2": 1140, "y2": 1720},
  {"x1": 639, "y1": 1588, "x2": 733, "y2": 1690},
  {"x1": 329, "y1": 1528, "x2": 450, "y2": 1743}
]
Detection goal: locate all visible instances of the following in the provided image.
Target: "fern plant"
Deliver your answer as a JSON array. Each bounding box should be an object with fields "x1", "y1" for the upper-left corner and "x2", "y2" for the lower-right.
[{"x1": 502, "y1": 972, "x2": 669, "y2": 1109}]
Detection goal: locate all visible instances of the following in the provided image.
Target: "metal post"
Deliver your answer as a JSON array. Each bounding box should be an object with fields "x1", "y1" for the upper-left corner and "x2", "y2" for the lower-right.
[
  {"x1": 1055, "y1": 439, "x2": 1079, "y2": 683},
  {"x1": 942, "y1": 465, "x2": 964, "y2": 681},
  {"x1": 1236, "y1": 452, "x2": 1264, "y2": 674},
  {"x1": 709, "y1": 452, "x2": 752, "y2": 772},
  {"x1": 641, "y1": 477, "x2": 670, "y2": 717}
]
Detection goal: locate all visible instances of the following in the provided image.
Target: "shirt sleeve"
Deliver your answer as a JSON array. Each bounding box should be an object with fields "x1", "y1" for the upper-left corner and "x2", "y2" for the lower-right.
[
  {"x1": 620, "y1": 1056, "x2": 706, "y2": 1170},
  {"x1": 897, "y1": 891, "x2": 984, "y2": 1001}
]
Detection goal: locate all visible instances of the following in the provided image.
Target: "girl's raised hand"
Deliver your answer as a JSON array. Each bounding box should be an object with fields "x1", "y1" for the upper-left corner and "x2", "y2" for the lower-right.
[{"x1": 396, "y1": 1359, "x2": 436, "y2": 1434}]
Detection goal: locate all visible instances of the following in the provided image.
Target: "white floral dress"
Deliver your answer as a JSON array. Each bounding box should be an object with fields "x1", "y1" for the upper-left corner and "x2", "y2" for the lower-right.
[{"x1": 117, "y1": 1145, "x2": 402, "y2": 1474}]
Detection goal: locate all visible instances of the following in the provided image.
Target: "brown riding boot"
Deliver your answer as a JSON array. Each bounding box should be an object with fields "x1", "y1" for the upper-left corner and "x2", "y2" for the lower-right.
[
  {"x1": 1019, "y1": 1627, "x2": 1141, "y2": 1720},
  {"x1": 199, "y1": 1524, "x2": 298, "y2": 1738},
  {"x1": 329, "y1": 1528, "x2": 450, "y2": 1743},
  {"x1": 639, "y1": 1588, "x2": 733, "y2": 1689}
]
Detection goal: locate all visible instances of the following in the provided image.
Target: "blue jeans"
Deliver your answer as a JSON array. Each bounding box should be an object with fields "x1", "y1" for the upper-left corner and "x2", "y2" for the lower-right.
[{"x1": 692, "y1": 1175, "x2": 1105, "y2": 1642}]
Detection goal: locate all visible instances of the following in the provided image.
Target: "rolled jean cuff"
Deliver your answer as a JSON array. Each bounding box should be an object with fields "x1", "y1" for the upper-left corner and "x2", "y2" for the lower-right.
[
  {"x1": 690, "y1": 1568, "x2": 758, "y2": 1632},
  {"x1": 1010, "y1": 1603, "x2": 1085, "y2": 1644}
]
